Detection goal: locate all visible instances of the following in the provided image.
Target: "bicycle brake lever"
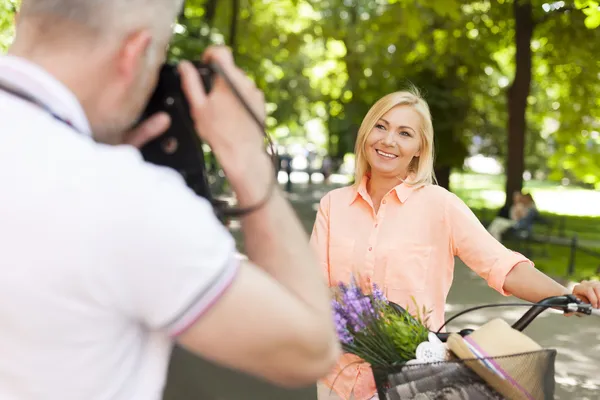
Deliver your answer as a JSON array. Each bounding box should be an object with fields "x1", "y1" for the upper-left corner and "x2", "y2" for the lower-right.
[
  {"x1": 565, "y1": 302, "x2": 592, "y2": 315},
  {"x1": 565, "y1": 294, "x2": 582, "y2": 303}
]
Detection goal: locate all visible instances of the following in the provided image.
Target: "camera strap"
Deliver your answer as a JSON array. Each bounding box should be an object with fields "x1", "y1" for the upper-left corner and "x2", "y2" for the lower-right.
[{"x1": 0, "y1": 80, "x2": 81, "y2": 134}]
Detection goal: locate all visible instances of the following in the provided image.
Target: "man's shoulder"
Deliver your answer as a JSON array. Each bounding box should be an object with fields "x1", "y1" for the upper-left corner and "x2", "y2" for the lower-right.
[
  {"x1": 90, "y1": 144, "x2": 214, "y2": 216},
  {"x1": 93, "y1": 144, "x2": 187, "y2": 191},
  {"x1": 7, "y1": 114, "x2": 213, "y2": 222}
]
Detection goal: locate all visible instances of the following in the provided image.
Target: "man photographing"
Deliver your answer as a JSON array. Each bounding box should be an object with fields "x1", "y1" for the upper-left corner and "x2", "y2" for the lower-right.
[{"x1": 0, "y1": 1, "x2": 340, "y2": 399}]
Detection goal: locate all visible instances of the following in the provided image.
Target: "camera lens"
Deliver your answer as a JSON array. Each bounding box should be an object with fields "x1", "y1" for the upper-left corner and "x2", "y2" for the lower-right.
[{"x1": 161, "y1": 137, "x2": 178, "y2": 154}]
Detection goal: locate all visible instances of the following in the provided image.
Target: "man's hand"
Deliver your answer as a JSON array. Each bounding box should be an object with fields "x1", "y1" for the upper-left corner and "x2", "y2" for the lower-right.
[
  {"x1": 178, "y1": 46, "x2": 267, "y2": 184},
  {"x1": 572, "y1": 280, "x2": 600, "y2": 308},
  {"x1": 122, "y1": 112, "x2": 171, "y2": 148}
]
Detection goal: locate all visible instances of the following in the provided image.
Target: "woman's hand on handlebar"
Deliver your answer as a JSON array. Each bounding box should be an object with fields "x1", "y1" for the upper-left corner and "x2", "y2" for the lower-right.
[{"x1": 572, "y1": 280, "x2": 600, "y2": 309}]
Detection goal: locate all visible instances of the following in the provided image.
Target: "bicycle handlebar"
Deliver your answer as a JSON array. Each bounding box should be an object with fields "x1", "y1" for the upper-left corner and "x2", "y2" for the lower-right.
[
  {"x1": 434, "y1": 295, "x2": 596, "y2": 343},
  {"x1": 511, "y1": 294, "x2": 586, "y2": 331}
]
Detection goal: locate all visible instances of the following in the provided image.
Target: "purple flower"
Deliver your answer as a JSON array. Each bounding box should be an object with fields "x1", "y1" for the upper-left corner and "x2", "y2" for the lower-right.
[
  {"x1": 332, "y1": 299, "x2": 353, "y2": 344},
  {"x1": 361, "y1": 295, "x2": 374, "y2": 315},
  {"x1": 332, "y1": 277, "x2": 381, "y2": 337},
  {"x1": 372, "y1": 283, "x2": 387, "y2": 303},
  {"x1": 334, "y1": 313, "x2": 353, "y2": 344},
  {"x1": 340, "y1": 282, "x2": 376, "y2": 331},
  {"x1": 332, "y1": 299, "x2": 346, "y2": 318}
]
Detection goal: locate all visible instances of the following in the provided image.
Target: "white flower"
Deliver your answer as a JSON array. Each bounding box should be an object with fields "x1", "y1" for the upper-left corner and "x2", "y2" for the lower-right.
[{"x1": 405, "y1": 333, "x2": 449, "y2": 365}]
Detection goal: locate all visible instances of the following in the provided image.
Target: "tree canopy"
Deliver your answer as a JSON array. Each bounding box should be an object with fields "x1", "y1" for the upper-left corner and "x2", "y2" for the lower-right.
[{"x1": 1, "y1": 0, "x2": 598, "y2": 193}]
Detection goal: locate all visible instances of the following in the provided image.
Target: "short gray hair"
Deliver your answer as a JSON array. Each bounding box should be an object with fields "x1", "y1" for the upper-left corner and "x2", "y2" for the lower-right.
[{"x1": 19, "y1": 0, "x2": 184, "y2": 39}]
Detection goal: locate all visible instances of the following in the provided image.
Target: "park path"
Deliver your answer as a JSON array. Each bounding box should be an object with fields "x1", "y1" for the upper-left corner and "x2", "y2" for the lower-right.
[
  {"x1": 163, "y1": 183, "x2": 600, "y2": 400},
  {"x1": 447, "y1": 264, "x2": 600, "y2": 400}
]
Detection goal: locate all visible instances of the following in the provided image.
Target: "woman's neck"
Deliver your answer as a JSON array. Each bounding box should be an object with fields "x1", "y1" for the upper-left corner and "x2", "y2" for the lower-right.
[{"x1": 366, "y1": 172, "x2": 405, "y2": 199}]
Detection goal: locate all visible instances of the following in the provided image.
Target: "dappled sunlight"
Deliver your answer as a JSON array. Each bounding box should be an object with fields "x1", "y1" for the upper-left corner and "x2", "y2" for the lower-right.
[
  {"x1": 453, "y1": 173, "x2": 600, "y2": 217},
  {"x1": 533, "y1": 187, "x2": 600, "y2": 217},
  {"x1": 464, "y1": 155, "x2": 503, "y2": 175},
  {"x1": 478, "y1": 190, "x2": 505, "y2": 208},
  {"x1": 277, "y1": 171, "x2": 352, "y2": 185},
  {"x1": 446, "y1": 265, "x2": 600, "y2": 399}
]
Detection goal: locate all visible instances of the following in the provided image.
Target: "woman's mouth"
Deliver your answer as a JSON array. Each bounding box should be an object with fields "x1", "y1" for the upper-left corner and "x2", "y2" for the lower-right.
[{"x1": 375, "y1": 149, "x2": 398, "y2": 159}]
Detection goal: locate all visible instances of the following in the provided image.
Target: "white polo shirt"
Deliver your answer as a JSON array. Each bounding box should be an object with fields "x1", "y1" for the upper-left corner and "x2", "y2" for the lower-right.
[{"x1": 0, "y1": 55, "x2": 239, "y2": 400}]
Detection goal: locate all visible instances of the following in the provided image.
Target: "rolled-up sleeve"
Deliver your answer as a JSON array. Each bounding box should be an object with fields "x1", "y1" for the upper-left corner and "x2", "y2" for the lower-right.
[
  {"x1": 310, "y1": 193, "x2": 331, "y2": 285},
  {"x1": 444, "y1": 192, "x2": 532, "y2": 295}
]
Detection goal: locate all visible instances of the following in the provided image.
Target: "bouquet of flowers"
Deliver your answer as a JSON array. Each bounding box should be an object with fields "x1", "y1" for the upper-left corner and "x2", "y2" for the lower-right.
[{"x1": 332, "y1": 277, "x2": 432, "y2": 368}]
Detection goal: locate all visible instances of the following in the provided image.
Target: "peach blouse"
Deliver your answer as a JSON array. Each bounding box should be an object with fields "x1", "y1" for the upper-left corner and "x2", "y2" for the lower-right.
[{"x1": 310, "y1": 178, "x2": 531, "y2": 400}]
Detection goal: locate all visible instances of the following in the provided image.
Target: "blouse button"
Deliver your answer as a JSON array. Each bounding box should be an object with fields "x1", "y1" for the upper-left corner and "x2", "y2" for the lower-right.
[
  {"x1": 375, "y1": 223, "x2": 378, "y2": 228},
  {"x1": 368, "y1": 247, "x2": 372, "y2": 251},
  {"x1": 382, "y1": 200, "x2": 387, "y2": 204}
]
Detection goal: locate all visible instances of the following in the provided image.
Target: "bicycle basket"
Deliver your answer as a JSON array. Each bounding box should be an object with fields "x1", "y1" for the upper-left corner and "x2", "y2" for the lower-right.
[{"x1": 375, "y1": 349, "x2": 556, "y2": 400}]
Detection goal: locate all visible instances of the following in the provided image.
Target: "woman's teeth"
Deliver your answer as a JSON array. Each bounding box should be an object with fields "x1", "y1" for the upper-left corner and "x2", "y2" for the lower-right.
[{"x1": 376, "y1": 149, "x2": 397, "y2": 159}]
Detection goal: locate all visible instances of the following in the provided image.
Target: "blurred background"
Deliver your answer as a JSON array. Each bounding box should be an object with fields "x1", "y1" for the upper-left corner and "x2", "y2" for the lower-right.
[{"x1": 2, "y1": 0, "x2": 600, "y2": 399}]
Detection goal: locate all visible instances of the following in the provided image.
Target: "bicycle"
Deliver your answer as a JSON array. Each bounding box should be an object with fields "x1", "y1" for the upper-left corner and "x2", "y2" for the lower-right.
[{"x1": 371, "y1": 295, "x2": 600, "y2": 400}]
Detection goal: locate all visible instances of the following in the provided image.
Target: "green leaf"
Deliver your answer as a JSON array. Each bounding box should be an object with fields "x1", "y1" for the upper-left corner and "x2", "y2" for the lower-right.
[{"x1": 584, "y1": 11, "x2": 600, "y2": 29}]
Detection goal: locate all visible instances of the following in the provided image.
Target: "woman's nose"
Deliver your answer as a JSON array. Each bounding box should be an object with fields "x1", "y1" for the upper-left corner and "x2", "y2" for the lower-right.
[{"x1": 381, "y1": 132, "x2": 396, "y2": 147}]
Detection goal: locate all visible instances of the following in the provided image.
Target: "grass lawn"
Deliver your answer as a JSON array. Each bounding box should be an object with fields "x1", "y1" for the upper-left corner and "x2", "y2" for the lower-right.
[
  {"x1": 451, "y1": 172, "x2": 600, "y2": 218},
  {"x1": 501, "y1": 237, "x2": 600, "y2": 281},
  {"x1": 451, "y1": 172, "x2": 600, "y2": 280}
]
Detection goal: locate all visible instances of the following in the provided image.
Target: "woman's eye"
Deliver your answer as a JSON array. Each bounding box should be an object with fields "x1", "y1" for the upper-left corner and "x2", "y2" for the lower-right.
[
  {"x1": 399, "y1": 131, "x2": 411, "y2": 137},
  {"x1": 376, "y1": 124, "x2": 385, "y2": 130}
]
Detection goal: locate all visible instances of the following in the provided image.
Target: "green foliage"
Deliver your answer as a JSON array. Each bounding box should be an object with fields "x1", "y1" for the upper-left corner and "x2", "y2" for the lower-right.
[
  {"x1": 0, "y1": 0, "x2": 598, "y2": 188},
  {"x1": 464, "y1": 0, "x2": 600, "y2": 189},
  {"x1": 381, "y1": 301, "x2": 431, "y2": 364},
  {"x1": 0, "y1": 0, "x2": 17, "y2": 53},
  {"x1": 576, "y1": 0, "x2": 600, "y2": 28},
  {"x1": 341, "y1": 304, "x2": 428, "y2": 367}
]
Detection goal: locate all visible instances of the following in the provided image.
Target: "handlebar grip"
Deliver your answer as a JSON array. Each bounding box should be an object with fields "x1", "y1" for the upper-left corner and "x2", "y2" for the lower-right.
[
  {"x1": 436, "y1": 333, "x2": 450, "y2": 342},
  {"x1": 591, "y1": 308, "x2": 600, "y2": 317},
  {"x1": 435, "y1": 329, "x2": 474, "y2": 343}
]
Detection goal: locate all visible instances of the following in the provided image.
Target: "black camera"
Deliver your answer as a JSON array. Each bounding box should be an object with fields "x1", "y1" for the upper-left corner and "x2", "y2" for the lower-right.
[
  {"x1": 138, "y1": 62, "x2": 215, "y2": 202},
  {"x1": 138, "y1": 61, "x2": 275, "y2": 219}
]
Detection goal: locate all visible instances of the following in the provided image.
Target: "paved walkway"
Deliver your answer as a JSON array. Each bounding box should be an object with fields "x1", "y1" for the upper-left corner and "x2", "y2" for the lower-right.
[
  {"x1": 447, "y1": 265, "x2": 600, "y2": 400},
  {"x1": 163, "y1": 184, "x2": 600, "y2": 400}
]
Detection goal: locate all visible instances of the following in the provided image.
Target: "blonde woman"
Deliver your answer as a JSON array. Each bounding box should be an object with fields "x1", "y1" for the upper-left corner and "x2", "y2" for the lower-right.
[{"x1": 310, "y1": 88, "x2": 600, "y2": 400}]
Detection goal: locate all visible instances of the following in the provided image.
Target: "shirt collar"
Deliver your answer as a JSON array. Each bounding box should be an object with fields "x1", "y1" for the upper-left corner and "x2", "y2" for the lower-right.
[
  {"x1": 350, "y1": 174, "x2": 417, "y2": 205},
  {"x1": 0, "y1": 55, "x2": 92, "y2": 137}
]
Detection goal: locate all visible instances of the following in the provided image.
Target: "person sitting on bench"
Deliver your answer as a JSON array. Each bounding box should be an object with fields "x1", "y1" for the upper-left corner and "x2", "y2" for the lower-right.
[
  {"x1": 488, "y1": 191, "x2": 528, "y2": 241},
  {"x1": 511, "y1": 193, "x2": 538, "y2": 236}
]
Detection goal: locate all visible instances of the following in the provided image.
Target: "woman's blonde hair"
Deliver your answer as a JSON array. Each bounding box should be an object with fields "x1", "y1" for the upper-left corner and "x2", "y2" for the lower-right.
[{"x1": 354, "y1": 86, "x2": 437, "y2": 188}]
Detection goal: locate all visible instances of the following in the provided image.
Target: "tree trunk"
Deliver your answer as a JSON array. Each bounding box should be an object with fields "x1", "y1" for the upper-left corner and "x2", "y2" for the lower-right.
[
  {"x1": 504, "y1": 0, "x2": 535, "y2": 209},
  {"x1": 229, "y1": 0, "x2": 240, "y2": 56},
  {"x1": 434, "y1": 166, "x2": 451, "y2": 191},
  {"x1": 204, "y1": 0, "x2": 218, "y2": 27},
  {"x1": 340, "y1": 6, "x2": 361, "y2": 158}
]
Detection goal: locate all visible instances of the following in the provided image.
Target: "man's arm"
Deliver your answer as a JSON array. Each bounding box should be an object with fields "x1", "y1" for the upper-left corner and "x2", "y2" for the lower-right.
[
  {"x1": 176, "y1": 261, "x2": 340, "y2": 387},
  {"x1": 175, "y1": 154, "x2": 340, "y2": 387},
  {"x1": 173, "y1": 48, "x2": 340, "y2": 386},
  {"x1": 234, "y1": 154, "x2": 334, "y2": 317}
]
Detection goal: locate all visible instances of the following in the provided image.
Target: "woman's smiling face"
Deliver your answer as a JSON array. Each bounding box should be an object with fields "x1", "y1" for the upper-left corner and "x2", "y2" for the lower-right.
[{"x1": 365, "y1": 105, "x2": 422, "y2": 179}]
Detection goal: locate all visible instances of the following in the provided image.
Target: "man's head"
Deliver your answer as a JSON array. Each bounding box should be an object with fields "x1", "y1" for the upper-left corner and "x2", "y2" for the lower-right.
[{"x1": 11, "y1": 0, "x2": 184, "y2": 143}]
